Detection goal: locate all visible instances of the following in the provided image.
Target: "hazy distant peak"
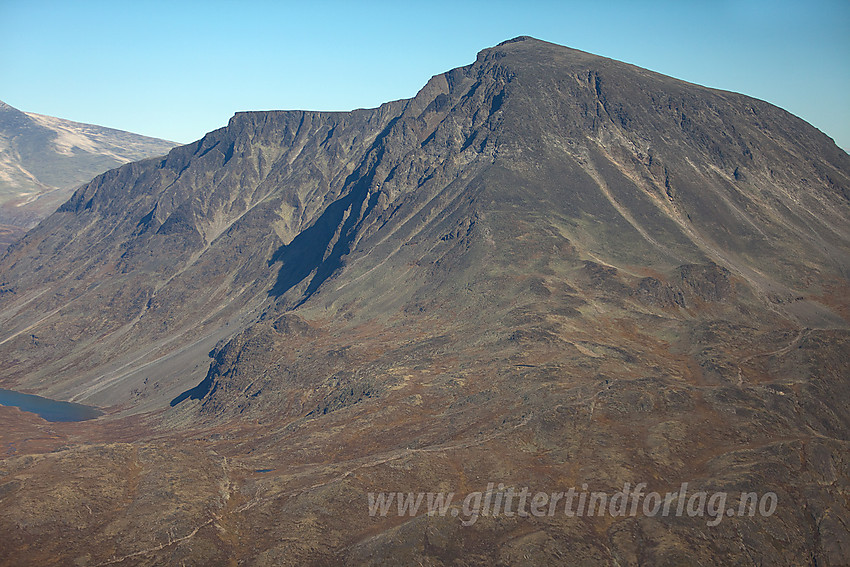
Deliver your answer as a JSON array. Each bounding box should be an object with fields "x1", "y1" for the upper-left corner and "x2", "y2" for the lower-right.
[{"x1": 0, "y1": 100, "x2": 178, "y2": 240}]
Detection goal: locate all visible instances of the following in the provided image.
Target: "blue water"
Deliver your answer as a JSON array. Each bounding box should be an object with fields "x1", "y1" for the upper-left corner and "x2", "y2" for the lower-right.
[{"x1": 0, "y1": 388, "x2": 103, "y2": 422}]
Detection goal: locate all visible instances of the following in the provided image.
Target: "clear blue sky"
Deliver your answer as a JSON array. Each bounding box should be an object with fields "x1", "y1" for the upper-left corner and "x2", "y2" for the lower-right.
[{"x1": 1, "y1": 0, "x2": 848, "y2": 151}]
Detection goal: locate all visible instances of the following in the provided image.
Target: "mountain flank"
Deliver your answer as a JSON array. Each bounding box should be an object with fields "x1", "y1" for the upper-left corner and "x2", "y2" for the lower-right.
[{"x1": 0, "y1": 37, "x2": 848, "y2": 565}]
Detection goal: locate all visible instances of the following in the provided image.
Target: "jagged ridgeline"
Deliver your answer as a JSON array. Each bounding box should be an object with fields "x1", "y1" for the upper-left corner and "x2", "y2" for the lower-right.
[{"x1": 0, "y1": 37, "x2": 848, "y2": 565}]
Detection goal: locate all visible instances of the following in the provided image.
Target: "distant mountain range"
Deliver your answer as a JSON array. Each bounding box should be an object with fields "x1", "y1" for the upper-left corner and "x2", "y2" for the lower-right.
[
  {"x1": 0, "y1": 38, "x2": 848, "y2": 565},
  {"x1": 0, "y1": 100, "x2": 176, "y2": 249}
]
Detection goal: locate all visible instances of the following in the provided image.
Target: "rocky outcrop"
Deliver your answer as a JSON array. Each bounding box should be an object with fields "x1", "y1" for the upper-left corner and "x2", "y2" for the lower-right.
[
  {"x1": 678, "y1": 262, "x2": 732, "y2": 302},
  {"x1": 634, "y1": 276, "x2": 686, "y2": 307}
]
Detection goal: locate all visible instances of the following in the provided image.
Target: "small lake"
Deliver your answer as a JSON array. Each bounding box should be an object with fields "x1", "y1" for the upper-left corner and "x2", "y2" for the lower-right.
[{"x1": 0, "y1": 388, "x2": 103, "y2": 422}]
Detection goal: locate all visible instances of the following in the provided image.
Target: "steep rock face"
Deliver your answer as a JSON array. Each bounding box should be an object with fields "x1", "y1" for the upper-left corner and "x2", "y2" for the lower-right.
[
  {"x1": 3, "y1": 37, "x2": 846, "y2": 409},
  {"x1": 168, "y1": 36, "x2": 849, "y2": 422},
  {"x1": 0, "y1": 103, "x2": 405, "y2": 407},
  {"x1": 1, "y1": 37, "x2": 849, "y2": 565}
]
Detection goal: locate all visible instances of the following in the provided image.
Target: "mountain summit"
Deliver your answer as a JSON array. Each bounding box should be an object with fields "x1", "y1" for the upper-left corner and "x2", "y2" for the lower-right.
[{"x1": 1, "y1": 37, "x2": 848, "y2": 565}]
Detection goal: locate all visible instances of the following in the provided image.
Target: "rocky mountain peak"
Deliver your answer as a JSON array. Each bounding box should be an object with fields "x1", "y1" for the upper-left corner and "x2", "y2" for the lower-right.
[{"x1": 0, "y1": 39, "x2": 848, "y2": 565}]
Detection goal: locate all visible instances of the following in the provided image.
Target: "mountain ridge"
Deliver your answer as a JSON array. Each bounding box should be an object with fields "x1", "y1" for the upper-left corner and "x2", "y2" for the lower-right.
[
  {"x1": 0, "y1": 37, "x2": 849, "y2": 565},
  {"x1": 2, "y1": 33, "x2": 848, "y2": 411}
]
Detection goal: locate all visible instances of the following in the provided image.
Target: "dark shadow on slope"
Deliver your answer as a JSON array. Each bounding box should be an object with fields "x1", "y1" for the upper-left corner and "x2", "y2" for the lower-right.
[
  {"x1": 172, "y1": 119, "x2": 397, "y2": 408},
  {"x1": 267, "y1": 173, "x2": 369, "y2": 301},
  {"x1": 170, "y1": 180, "x2": 377, "y2": 409},
  {"x1": 170, "y1": 372, "x2": 214, "y2": 406},
  {"x1": 267, "y1": 119, "x2": 397, "y2": 305}
]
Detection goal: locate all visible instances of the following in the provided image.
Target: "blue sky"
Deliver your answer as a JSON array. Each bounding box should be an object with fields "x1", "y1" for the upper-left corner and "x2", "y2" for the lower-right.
[{"x1": 1, "y1": 0, "x2": 848, "y2": 151}]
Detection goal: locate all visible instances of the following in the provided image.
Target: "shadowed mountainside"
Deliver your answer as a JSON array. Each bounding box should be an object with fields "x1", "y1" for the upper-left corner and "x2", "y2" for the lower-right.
[{"x1": 0, "y1": 37, "x2": 849, "y2": 565}]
